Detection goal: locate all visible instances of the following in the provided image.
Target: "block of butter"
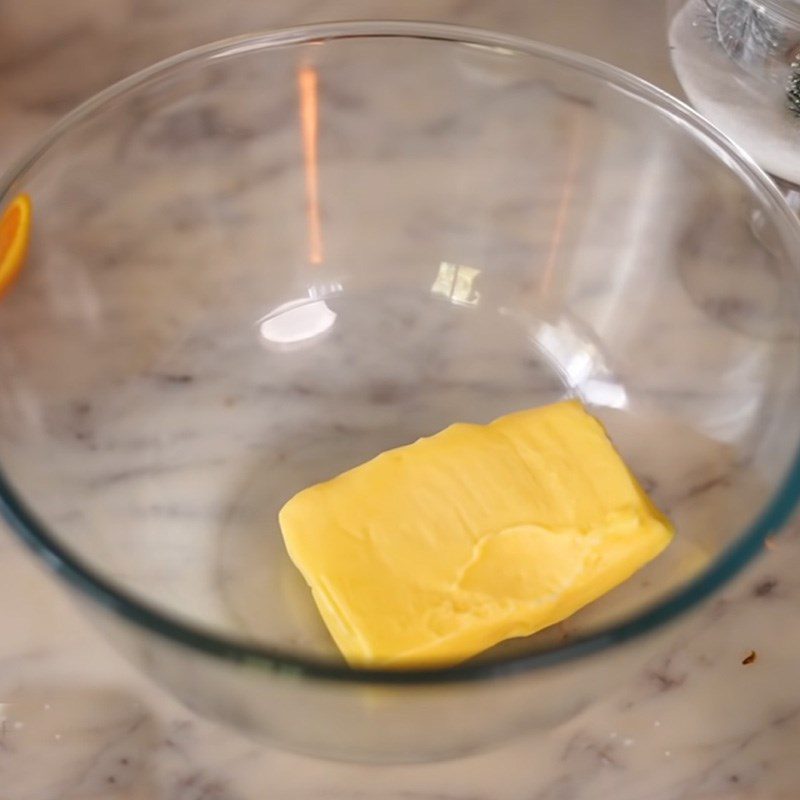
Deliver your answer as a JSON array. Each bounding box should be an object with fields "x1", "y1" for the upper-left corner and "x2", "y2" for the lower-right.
[{"x1": 279, "y1": 400, "x2": 673, "y2": 667}]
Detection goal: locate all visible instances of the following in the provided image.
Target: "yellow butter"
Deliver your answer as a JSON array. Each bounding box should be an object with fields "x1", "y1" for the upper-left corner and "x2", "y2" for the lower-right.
[{"x1": 279, "y1": 401, "x2": 673, "y2": 667}]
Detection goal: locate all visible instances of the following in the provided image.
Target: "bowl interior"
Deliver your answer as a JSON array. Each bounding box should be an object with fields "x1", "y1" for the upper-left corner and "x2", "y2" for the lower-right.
[{"x1": 1, "y1": 29, "x2": 799, "y2": 669}]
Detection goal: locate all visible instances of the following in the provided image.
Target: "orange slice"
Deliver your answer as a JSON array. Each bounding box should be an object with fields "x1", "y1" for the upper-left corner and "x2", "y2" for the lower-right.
[{"x1": 0, "y1": 194, "x2": 32, "y2": 299}]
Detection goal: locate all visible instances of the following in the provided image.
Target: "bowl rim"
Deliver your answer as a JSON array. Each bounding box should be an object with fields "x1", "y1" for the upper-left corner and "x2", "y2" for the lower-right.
[{"x1": 2, "y1": 19, "x2": 800, "y2": 685}]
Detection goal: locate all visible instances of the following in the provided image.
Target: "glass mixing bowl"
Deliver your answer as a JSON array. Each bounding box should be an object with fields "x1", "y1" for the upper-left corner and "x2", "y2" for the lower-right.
[{"x1": 1, "y1": 21, "x2": 800, "y2": 763}]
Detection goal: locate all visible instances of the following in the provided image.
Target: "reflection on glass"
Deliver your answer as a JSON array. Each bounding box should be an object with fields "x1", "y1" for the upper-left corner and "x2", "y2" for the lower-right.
[
  {"x1": 522, "y1": 312, "x2": 628, "y2": 409},
  {"x1": 431, "y1": 261, "x2": 481, "y2": 306},
  {"x1": 258, "y1": 299, "x2": 337, "y2": 346},
  {"x1": 298, "y1": 65, "x2": 323, "y2": 265}
]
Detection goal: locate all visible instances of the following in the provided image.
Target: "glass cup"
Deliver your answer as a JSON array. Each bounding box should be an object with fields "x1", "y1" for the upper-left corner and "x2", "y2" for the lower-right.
[
  {"x1": 668, "y1": 0, "x2": 800, "y2": 204},
  {"x1": 2, "y1": 21, "x2": 800, "y2": 762}
]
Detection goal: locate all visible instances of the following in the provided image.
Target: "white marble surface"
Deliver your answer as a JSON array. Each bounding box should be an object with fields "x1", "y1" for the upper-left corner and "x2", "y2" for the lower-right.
[{"x1": 2, "y1": 1, "x2": 800, "y2": 797}]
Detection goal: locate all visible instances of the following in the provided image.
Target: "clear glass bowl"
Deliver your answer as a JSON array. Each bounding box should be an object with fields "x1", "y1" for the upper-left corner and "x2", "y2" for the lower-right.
[{"x1": 1, "y1": 21, "x2": 800, "y2": 763}]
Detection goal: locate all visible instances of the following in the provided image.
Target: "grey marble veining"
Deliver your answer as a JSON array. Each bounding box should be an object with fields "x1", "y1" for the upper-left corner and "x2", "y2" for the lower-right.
[{"x1": 1, "y1": 1, "x2": 800, "y2": 798}]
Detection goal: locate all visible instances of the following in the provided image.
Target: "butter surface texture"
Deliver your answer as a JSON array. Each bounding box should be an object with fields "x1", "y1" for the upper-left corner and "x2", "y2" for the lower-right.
[{"x1": 279, "y1": 401, "x2": 673, "y2": 666}]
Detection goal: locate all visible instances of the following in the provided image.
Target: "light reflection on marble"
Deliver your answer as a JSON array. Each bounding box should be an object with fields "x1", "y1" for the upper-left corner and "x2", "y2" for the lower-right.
[{"x1": 2, "y1": 1, "x2": 800, "y2": 797}]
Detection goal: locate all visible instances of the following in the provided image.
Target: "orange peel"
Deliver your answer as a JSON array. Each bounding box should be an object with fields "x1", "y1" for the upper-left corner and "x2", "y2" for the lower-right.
[{"x1": 0, "y1": 194, "x2": 32, "y2": 299}]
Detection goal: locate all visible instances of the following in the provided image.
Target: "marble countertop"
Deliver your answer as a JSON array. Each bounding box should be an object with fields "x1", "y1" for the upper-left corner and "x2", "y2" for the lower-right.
[{"x1": 2, "y1": 1, "x2": 800, "y2": 798}]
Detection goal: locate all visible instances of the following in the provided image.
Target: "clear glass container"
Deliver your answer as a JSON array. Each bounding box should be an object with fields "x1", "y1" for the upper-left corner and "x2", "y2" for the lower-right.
[
  {"x1": 1, "y1": 21, "x2": 800, "y2": 762},
  {"x1": 668, "y1": 0, "x2": 800, "y2": 189}
]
